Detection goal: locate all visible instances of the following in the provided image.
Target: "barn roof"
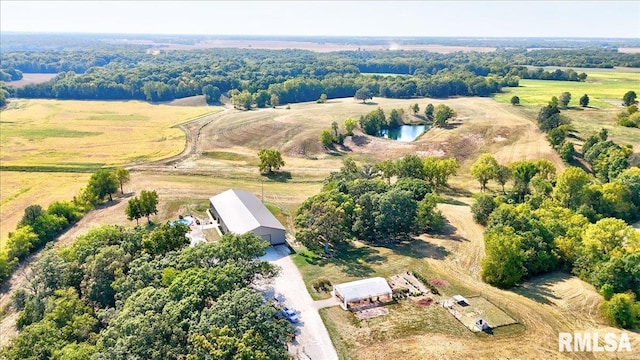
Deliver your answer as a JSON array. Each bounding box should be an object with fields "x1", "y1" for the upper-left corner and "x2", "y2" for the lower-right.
[
  {"x1": 334, "y1": 277, "x2": 392, "y2": 302},
  {"x1": 210, "y1": 189, "x2": 285, "y2": 234}
]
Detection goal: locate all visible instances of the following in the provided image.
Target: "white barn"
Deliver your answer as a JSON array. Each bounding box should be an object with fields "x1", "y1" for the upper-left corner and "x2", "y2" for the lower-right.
[
  {"x1": 209, "y1": 189, "x2": 286, "y2": 245},
  {"x1": 333, "y1": 277, "x2": 393, "y2": 310}
]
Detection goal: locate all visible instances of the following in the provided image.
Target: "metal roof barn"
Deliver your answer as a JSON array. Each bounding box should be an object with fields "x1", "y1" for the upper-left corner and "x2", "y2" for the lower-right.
[{"x1": 209, "y1": 189, "x2": 286, "y2": 245}]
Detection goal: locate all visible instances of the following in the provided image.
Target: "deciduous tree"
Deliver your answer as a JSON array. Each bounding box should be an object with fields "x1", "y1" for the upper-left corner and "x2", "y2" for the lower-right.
[
  {"x1": 88, "y1": 169, "x2": 118, "y2": 202},
  {"x1": 125, "y1": 197, "x2": 142, "y2": 225},
  {"x1": 319, "y1": 130, "x2": 334, "y2": 148},
  {"x1": 374, "y1": 160, "x2": 396, "y2": 184},
  {"x1": 344, "y1": 118, "x2": 357, "y2": 136},
  {"x1": 139, "y1": 189, "x2": 159, "y2": 224},
  {"x1": 114, "y1": 167, "x2": 130, "y2": 194},
  {"x1": 579, "y1": 94, "x2": 589, "y2": 107},
  {"x1": 258, "y1": 149, "x2": 285, "y2": 173},
  {"x1": 354, "y1": 87, "x2": 373, "y2": 103},
  {"x1": 396, "y1": 154, "x2": 425, "y2": 179},
  {"x1": 424, "y1": 103, "x2": 434, "y2": 120},
  {"x1": 270, "y1": 94, "x2": 279, "y2": 108},
  {"x1": 471, "y1": 154, "x2": 499, "y2": 192},
  {"x1": 622, "y1": 90, "x2": 637, "y2": 107},
  {"x1": 559, "y1": 92, "x2": 571, "y2": 109},
  {"x1": 510, "y1": 96, "x2": 520, "y2": 105},
  {"x1": 481, "y1": 226, "x2": 526, "y2": 288},
  {"x1": 433, "y1": 104, "x2": 456, "y2": 127}
]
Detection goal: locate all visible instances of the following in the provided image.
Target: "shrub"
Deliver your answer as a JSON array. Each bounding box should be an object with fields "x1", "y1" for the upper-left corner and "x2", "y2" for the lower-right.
[
  {"x1": 412, "y1": 271, "x2": 440, "y2": 295},
  {"x1": 312, "y1": 279, "x2": 332, "y2": 292},
  {"x1": 471, "y1": 194, "x2": 496, "y2": 226},
  {"x1": 601, "y1": 293, "x2": 639, "y2": 329}
]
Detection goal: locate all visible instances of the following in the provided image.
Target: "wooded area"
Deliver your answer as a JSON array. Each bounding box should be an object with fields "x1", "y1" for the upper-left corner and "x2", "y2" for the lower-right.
[{"x1": 3, "y1": 37, "x2": 638, "y2": 106}]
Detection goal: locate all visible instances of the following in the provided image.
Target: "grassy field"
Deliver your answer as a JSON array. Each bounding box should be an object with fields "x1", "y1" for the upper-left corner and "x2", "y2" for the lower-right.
[
  {"x1": 0, "y1": 99, "x2": 218, "y2": 248},
  {"x1": 494, "y1": 71, "x2": 640, "y2": 108},
  {"x1": 0, "y1": 99, "x2": 219, "y2": 170},
  {"x1": 493, "y1": 70, "x2": 640, "y2": 154},
  {"x1": 0, "y1": 171, "x2": 91, "y2": 248}
]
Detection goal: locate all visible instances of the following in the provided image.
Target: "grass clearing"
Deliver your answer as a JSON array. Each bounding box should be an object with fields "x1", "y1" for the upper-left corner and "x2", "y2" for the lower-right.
[
  {"x1": 0, "y1": 99, "x2": 219, "y2": 168},
  {"x1": 493, "y1": 71, "x2": 640, "y2": 108},
  {"x1": 492, "y1": 71, "x2": 640, "y2": 154}
]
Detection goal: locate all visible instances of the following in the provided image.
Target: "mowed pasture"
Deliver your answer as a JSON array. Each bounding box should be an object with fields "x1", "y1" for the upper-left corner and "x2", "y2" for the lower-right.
[
  {"x1": 493, "y1": 70, "x2": 640, "y2": 154},
  {"x1": 494, "y1": 70, "x2": 640, "y2": 108},
  {"x1": 0, "y1": 99, "x2": 219, "y2": 170}
]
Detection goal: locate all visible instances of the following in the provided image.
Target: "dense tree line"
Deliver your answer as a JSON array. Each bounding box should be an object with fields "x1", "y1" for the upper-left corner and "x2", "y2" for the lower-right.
[
  {"x1": 2, "y1": 225, "x2": 293, "y2": 359},
  {"x1": 0, "y1": 168, "x2": 130, "y2": 283},
  {"x1": 469, "y1": 153, "x2": 639, "y2": 328},
  {"x1": 295, "y1": 156, "x2": 458, "y2": 253},
  {"x1": 4, "y1": 45, "x2": 637, "y2": 104}
]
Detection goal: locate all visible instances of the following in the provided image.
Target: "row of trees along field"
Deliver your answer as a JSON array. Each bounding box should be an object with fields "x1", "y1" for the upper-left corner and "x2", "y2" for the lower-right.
[
  {"x1": 6, "y1": 46, "x2": 638, "y2": 104},
  {"x1": 2, "y1": 225, "x2": 294, "y2": 359},
  {"x1": 0, "y1": 168, "x2": 132, "y2": 283},
  {"x1": 295, "y1": 156, "x2": 458, "y2": 253},
  {"x1": 469, "y1": 151, "x2": 640, "y2": 328},
  {"x1": 531, "y1": 90, "x2": 638, "y2": 174}
]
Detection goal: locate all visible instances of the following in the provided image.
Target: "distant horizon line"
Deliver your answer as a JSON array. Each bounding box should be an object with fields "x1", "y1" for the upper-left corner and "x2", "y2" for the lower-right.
[{"x1": 2, "y1": 31, "x2": 638, "y2": 40}]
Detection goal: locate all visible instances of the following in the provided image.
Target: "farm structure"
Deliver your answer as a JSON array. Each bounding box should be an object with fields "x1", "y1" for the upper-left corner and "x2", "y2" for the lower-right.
[
  {"x1": 209, "y1": 189, "x2": 286, "y2": 245},
  {"x1": 333, "y1": 277, "x2": 393, "y2": 311}
]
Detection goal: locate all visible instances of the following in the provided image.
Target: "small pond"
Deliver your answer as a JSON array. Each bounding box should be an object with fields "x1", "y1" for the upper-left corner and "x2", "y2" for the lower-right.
[{"x1": 378, "y1": 124, "x2": 429, "y2": 142}]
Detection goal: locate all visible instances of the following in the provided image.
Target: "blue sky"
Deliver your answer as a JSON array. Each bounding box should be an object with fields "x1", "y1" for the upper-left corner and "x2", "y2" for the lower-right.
[{"x1": 1, "y1": 1, "x2": 639, "y2": 38}]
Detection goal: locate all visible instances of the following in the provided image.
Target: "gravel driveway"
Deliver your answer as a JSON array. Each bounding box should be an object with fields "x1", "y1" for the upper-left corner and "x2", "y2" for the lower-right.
[{"x1": 260, "y1": 245, "x2": 339, "y2": 360}]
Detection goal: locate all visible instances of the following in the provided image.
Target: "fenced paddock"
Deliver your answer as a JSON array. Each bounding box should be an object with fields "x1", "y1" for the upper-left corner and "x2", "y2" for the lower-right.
[{"x1": 444, "y1": 295, "x2": 518, "y2": 332}]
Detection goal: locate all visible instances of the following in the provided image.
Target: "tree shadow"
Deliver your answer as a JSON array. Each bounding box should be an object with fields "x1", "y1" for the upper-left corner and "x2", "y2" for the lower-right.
[
  {"x1": 379, "y1": 237, "x2": 451, "y2": 260},
  {"x1": 439, "y1": 186, "x2": 473, "y2": 197},
  {"x1": 512, "y1": 271, "x2": 569, "y2": 305},
  {"x1": 361, "y1": 101, "x2": 379, "y2": 106},
  {"x1": 438, "y1": 197, "x2": 468, "y2": 206},
  {"x1": 262, "y1": 171, "x2": 292, "y2": 182},
  {"x1": 329, "y1": 244, "x2": 381, "y2": 277},
  {"x1": 441, "y1": 121, "x2": 463, "y2": 130},
  {"x1": 303, "y1": 243, "x2": 381, "y2": 277},
  {"x1": 350, "y1": 135, "x2": 371, "y2": 147}
]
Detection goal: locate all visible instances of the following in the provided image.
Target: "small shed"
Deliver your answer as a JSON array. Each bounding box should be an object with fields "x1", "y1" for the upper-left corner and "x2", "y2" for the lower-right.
[
  {"x1": 209, "y1": 189, "x2": 286, "y2": 245},
  {"x1": 333, "y1": 277, "x2": 393, "y2": 310},
  {"x1": 453, "y1": 295, "x2": 468, "y2": 306}
]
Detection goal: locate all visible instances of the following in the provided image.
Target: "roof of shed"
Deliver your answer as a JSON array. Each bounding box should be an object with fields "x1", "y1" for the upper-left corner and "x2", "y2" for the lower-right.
[
  {"x1": 209, "y1": 189, "x2": 285, "y2": 234},
  {"x1": 334, "y1": 277, "x2": 392, "y2": 302}
]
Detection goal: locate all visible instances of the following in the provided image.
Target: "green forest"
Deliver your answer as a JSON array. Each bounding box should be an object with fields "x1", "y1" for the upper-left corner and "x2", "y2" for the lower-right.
[
  {"x1": 2, "y1": 34, "x2": 639, "y2": 106},
  {"x1": 1, "y1": 226, "x2": 293, "y2": 359}
]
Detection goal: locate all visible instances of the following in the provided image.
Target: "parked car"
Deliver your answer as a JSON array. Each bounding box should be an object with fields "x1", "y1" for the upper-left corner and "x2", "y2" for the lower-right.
[{"x1": 282, "y1": 307, "x2": 299, "y2": 323}]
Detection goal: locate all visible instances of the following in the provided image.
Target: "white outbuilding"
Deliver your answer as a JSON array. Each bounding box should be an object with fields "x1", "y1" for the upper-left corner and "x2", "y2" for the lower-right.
[
  {"x1": 333, "y1": 277, "x2": 393, "y2": 310},
  {"x1": 209, "y1": 189, "x2": 286, "y2": 245}
]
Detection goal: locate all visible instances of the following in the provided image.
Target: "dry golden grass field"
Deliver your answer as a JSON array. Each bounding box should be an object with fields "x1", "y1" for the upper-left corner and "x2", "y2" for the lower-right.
[
  {"x1": 0, "y1": 99, "x2": 218, "y2": 247},
  {"x1": 0, "y1": 99, "x2": 218, "y2": 170}
]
